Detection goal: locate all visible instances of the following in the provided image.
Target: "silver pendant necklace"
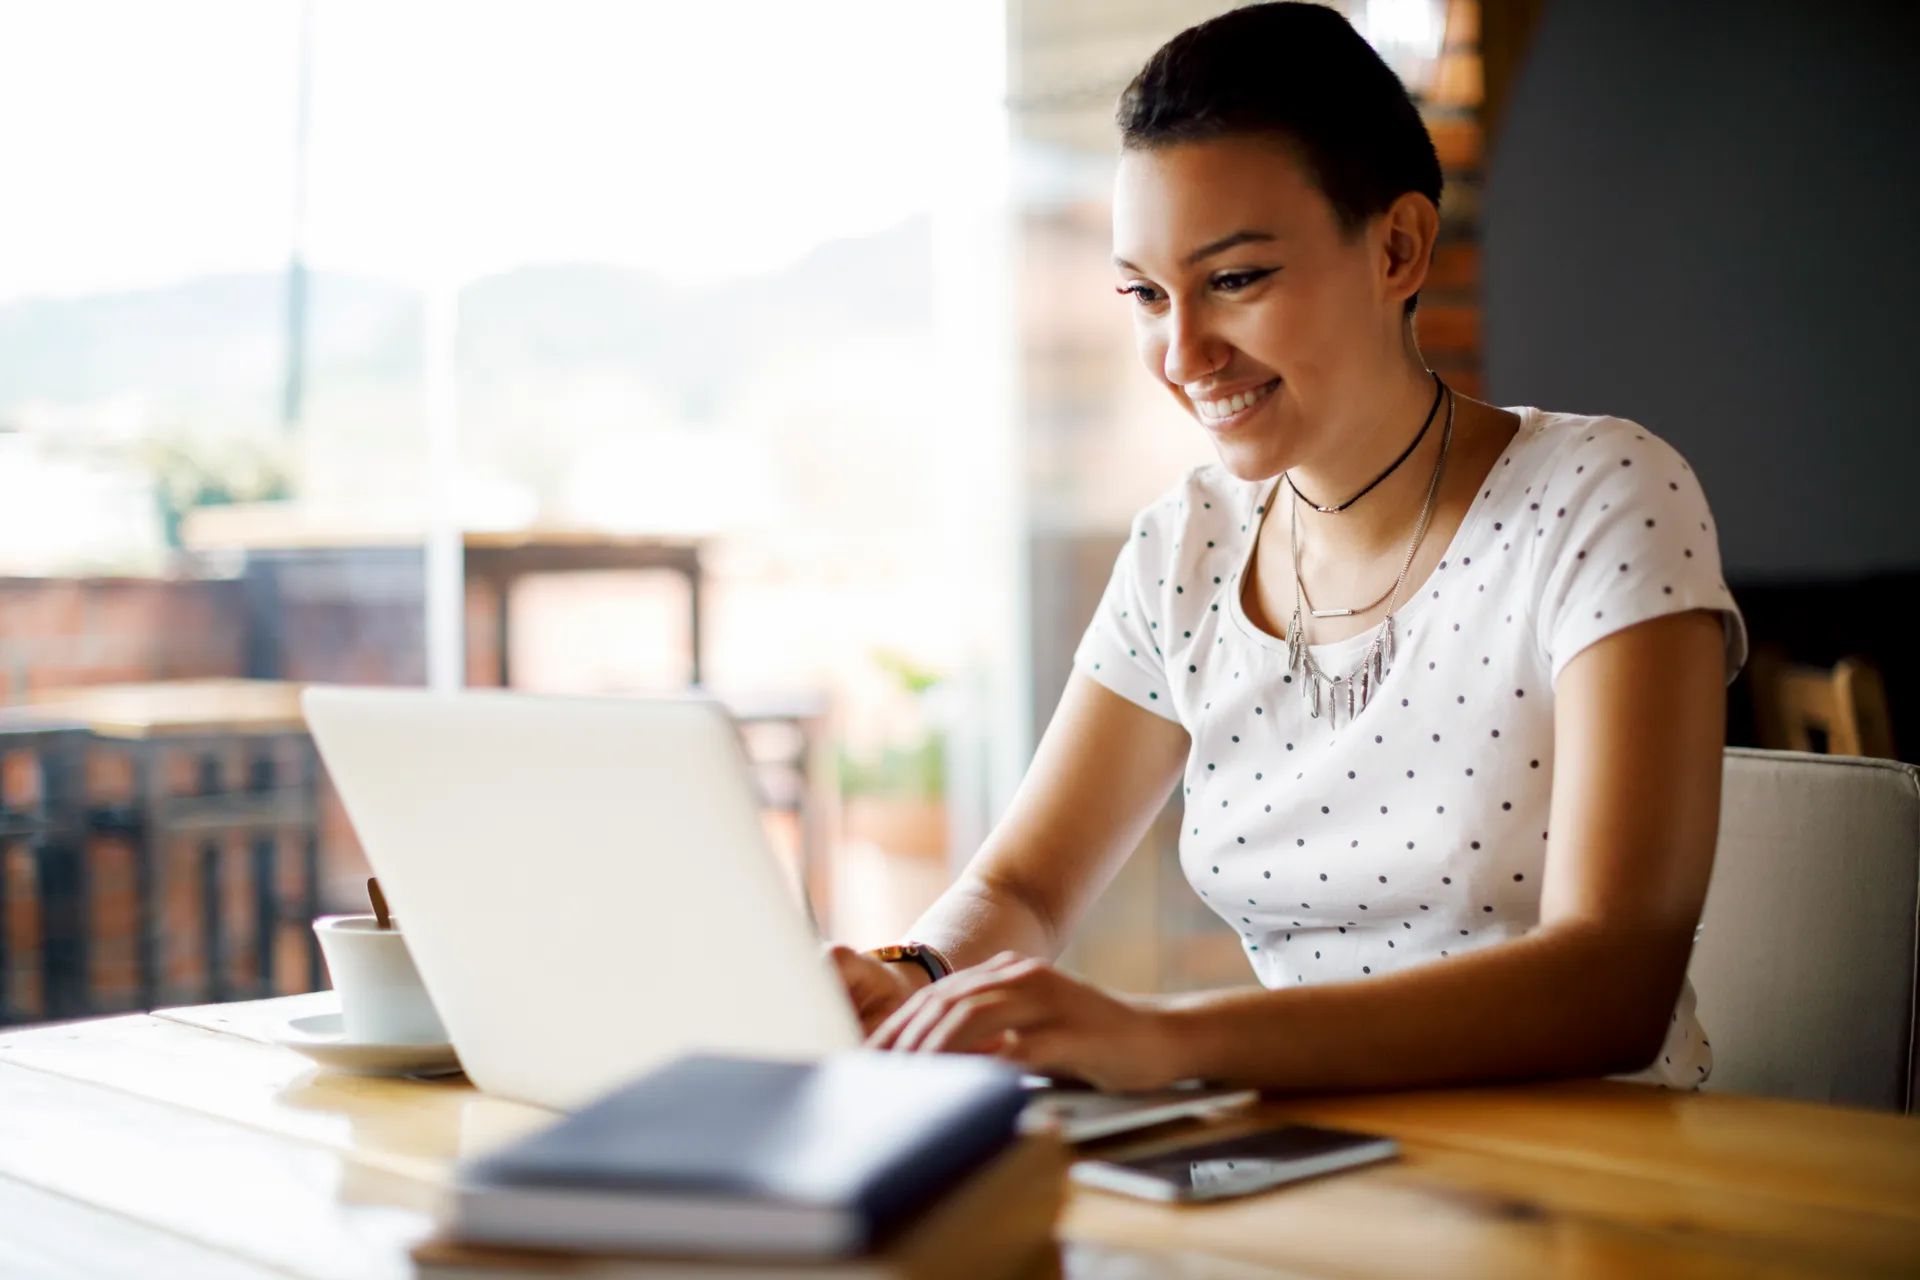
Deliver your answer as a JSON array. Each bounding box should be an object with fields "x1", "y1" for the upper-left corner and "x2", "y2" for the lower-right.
[{"x1": 1286, "y1": 383, "x2": 1455, "y2": 727}]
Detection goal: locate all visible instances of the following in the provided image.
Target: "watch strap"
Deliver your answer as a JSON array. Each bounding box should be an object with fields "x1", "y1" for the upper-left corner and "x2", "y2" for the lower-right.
[{"x1": 866, "y1": 941, "x2": 952, "y2": 984}]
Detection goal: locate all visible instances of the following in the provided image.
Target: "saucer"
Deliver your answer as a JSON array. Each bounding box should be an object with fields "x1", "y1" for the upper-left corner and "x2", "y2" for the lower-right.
[{"x1": 272, "y1": 1011, "x2": 462, "y2": 1077}]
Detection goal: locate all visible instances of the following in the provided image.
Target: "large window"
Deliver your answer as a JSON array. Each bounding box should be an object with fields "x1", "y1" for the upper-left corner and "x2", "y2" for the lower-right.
[{"x1": 0, "y1": 1, "x2": 1019, "y2": 1025}]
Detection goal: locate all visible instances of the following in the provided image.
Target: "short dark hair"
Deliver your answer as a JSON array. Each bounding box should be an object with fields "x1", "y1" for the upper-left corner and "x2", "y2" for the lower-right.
[{"x1": 1115, "y1": 1, "x2": 1443, "y2": 319}]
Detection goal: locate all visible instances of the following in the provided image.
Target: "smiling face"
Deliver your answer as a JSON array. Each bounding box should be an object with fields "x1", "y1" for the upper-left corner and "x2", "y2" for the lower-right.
[{"x1": 1112, "y1": 134, "x2": 1431, "y2": 483}]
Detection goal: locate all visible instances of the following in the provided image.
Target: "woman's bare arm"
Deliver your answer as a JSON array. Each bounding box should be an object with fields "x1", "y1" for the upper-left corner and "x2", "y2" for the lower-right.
[{"x1": 895, "y1": 670, "x2": 1190, "y2": 972}]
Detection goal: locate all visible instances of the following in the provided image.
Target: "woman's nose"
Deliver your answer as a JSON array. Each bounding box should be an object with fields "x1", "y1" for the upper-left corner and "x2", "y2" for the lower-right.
[{"x1": 1162, "y1": 311, "x2": 1227, "y2": 390}]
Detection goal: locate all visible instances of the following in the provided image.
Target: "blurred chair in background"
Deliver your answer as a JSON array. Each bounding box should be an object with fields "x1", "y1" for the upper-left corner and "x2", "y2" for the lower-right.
[
  {"x1": 1, "y1": 680, "x2": 321, "y2": 1024},
  {"x1": 1747, "y1": 644, "x2": 1897, "y2": 759},
  {"x1": 0, "y1": 720, "x2": 86, "y2": 1025}
]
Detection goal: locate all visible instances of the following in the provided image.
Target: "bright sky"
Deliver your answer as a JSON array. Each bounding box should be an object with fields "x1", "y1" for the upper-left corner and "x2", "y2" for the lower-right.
[{"x1": 0, "y1": 0, "x2": 969, "y2": 302}]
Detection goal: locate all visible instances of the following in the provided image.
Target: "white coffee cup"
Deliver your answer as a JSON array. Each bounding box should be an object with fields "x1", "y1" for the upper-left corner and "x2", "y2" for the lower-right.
[{"x1": 312, "y1": 914, "x2": 449, "y2": 1045}]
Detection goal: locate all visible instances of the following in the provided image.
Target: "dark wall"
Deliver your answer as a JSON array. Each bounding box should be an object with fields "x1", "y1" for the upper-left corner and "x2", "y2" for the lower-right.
[
  {"x1": 1482, "y1": 0, "x2": 1920, "y2": 757},
  {"x1": 1483, "y1": 0, "x2": 1920, "y2": 580}
]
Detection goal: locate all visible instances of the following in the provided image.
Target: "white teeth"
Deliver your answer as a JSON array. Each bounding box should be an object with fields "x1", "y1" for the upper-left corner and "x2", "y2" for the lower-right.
[{"x1": 1197, "y1": 379, "x2": 1278, "y2": 421}]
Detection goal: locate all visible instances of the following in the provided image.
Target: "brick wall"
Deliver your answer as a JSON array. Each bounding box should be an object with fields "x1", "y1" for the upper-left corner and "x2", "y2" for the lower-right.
[
  {"x1": 1414, "y1": 0, "x2": 1486, "y2": 400},
  {"x1": 0, "y1": 576, "x2": 249, "y2": 701}
]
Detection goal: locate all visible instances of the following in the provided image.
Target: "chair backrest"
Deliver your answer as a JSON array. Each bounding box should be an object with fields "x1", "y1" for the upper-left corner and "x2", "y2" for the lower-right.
[
  {"x1": 1689, "y1": 747, "x2": 1919, "y2": 1112},
  {"x1": 1748, "y1": 646, "x2": 1897, "y2": 759},
  {"x1": 0, "y1": 721, "x2": 89, "y2": 1027}
]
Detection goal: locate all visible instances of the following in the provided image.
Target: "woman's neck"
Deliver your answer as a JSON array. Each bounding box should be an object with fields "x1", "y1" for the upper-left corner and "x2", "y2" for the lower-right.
[{"x1": 1284, "y1": 361, "x2": 1466, "y2": 564}]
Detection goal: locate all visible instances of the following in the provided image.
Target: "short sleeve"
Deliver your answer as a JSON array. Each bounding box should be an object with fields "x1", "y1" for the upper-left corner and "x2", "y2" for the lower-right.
[
  {"x1": 1529, "y1": 422, "x2": 1748, "y2": 687},
  {"x1": 1072, "y1": 506, "x2": 1180, "y2": 722}
]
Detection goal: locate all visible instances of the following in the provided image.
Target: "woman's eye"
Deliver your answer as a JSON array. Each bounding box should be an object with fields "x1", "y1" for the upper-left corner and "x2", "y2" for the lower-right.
[
  {"x1": 1214, "y1": 268, "x2": 1275, "y2": 292},
  {"x1": 1113, "y1": 270, "x2": 1274, "y2": 307}
]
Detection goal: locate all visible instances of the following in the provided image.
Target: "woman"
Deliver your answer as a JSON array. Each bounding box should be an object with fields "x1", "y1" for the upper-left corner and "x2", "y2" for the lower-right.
[{"x1": 826, "y1": 1, "x2": 1746, "y2": 1094}]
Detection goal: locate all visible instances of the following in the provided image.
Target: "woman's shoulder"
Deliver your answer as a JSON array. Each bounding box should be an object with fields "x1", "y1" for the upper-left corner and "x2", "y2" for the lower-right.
[
  {"x1": 1489, "y1": 405, "x2": 1713, "y2": 525},
  {"x1": 1113, "y1": 464, "x2": 1269, "y2": 605},
  {"x1": 1501, "y1": 405, "x2": 1743, "y2": 684},
  {"x1": 1128, "y1": 461, "x2": 1266, "y2": 535},
  {"x1": 1510, "y1": 404, "x2": 1697, "y2": 478}
]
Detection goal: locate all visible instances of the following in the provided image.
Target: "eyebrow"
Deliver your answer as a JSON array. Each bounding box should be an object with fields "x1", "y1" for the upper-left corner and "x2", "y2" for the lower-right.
[{"x1": 1112, "y1": 229, "x2": 1281, "y2": 274}]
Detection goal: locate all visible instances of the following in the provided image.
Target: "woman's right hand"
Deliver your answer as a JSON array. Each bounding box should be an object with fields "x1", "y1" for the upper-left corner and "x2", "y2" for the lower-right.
[{"x1": 823, "y1": 942, "x2": 933, "y2": 1036}]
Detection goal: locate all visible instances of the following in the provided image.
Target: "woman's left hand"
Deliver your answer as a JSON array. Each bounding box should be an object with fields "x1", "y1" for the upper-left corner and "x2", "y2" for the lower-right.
[{"x1": 862, "y1": 951, "x2": 1186, "y2": 1093}]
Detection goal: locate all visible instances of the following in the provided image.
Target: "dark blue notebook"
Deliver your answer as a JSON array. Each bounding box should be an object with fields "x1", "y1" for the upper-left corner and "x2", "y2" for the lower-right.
[{"x1": 452, "y1": 1050, "x2": 1029, "y2": 1258}]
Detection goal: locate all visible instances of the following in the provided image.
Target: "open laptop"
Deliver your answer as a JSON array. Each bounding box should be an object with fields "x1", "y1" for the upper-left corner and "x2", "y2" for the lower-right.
[{"x1": 299, "y1": 686, "x2": 1255, "y2": 1142}]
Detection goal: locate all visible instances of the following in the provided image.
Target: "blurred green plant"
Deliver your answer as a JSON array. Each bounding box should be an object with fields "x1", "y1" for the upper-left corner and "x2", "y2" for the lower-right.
[
  {"x1": 838, "y1": 648, "x2": 947, "y2": 800},
  {"x1": 870, "y1": 648, "x2": 942, "y2": 696},
  {"x1": 837, "y1": 736, "x2": 946, "y2": 801},
  {"x1": 136, "y1": 428, "x2": 294, "y2": 548}
]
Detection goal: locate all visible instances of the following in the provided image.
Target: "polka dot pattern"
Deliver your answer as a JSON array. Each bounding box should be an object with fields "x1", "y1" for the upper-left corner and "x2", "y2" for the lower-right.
[
  {"x1": 1070, "y1": 408, "x2": 1742, "y2": 1090},
  {"x1": 1532, "y1": 424, "x2": 1748, "y2": 686}
]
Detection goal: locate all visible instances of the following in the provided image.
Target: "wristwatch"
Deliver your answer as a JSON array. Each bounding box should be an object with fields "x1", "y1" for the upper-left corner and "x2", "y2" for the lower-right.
[{"x1": 865, "y1": 941, "x2": 954, "y2": 985}]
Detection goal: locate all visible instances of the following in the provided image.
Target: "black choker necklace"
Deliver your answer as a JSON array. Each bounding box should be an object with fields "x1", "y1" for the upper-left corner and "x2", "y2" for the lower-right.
[{"x1": 1284, "y1": 370, "x2": 1446, "y2": 514}]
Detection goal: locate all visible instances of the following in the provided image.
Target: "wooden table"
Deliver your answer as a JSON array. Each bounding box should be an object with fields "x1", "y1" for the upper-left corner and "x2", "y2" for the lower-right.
[
  {"x1": 2, "y1": 994, "x2": 1917, "y2": 1278},
  {"x1": 14, "y1": 678, "x2": 311, "y2": 739}
]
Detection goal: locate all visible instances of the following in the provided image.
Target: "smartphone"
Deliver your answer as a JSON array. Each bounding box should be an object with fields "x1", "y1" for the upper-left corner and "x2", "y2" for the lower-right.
[{"x1": 1069, "y1": 1122, "x2": 1399, "y2": 1202}]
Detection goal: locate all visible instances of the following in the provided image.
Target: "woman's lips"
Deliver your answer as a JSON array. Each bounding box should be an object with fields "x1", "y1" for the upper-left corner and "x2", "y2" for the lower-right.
[{"x1": 1198, "y1": 377, "x2": 1282, "y2": 433}]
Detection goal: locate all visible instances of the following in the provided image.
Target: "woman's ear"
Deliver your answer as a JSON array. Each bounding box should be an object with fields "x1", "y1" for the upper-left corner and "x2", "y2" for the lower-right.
[{"x1": 1379, "y1": 191, "x2": 1438, "y2": 309}]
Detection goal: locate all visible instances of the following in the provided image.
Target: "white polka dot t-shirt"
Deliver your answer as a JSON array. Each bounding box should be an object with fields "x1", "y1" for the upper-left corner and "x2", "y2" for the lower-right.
[{"x1": 1072, "y1": 405, "x2": 1748, "y2": 1090}]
